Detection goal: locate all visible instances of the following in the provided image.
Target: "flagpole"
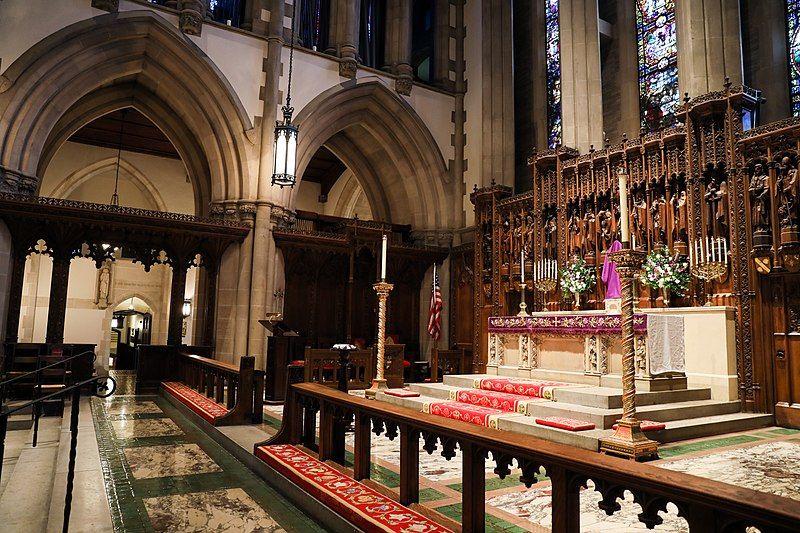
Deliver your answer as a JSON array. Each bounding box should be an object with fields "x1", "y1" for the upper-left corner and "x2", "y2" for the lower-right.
[{"x1": 431, "y1": 263, "x2": 439, "y2": 382}]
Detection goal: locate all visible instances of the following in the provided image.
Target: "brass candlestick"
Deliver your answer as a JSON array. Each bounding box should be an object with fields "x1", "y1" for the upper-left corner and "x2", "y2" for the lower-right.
[
  {"x1": 366, "y1": 281, "x2": 394, "y2": 399},
  {"x1": 599, "y1": 247, "x2": 659, "y2": 461},
  {"x1": 518, "y1": 282, "x2": 530, "y2": 316}
]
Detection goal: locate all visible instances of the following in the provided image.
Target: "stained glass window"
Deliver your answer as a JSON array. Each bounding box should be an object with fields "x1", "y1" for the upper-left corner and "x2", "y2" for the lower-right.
[
  {"x1": 787, "y1": 0, "x2": 800, "y2": 115},
  {"x1": 636, "y1": 0, "x2": 679, "y2": 131},
  {"x1": 207, "y1": 0, "x2": 244, "y2": 27},
  {"x1": 545, "y1": 0, "x2": 562, "y2": 149},
  {"x1": 298, "y1": 0, "x2": 330, "y2": 52}
]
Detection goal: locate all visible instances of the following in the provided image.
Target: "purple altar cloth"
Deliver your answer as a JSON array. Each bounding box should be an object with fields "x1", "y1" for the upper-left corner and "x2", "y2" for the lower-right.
[
  {"x1": 487, "y1": 314, "x2": 648, "y2": 336},
  {"x1": 602, "y1": 240, "x2": 623, "y2": 299}
]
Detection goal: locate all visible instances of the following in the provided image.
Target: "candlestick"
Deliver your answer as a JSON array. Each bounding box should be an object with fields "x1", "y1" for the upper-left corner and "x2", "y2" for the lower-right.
[
  {"x1": 366, "y1": 281, "x2": 394, "y2": 398},
  {"x1": 723, "y1": 238, "x2": 728, "y2": 263},
  {"x1": 380, "y1": 234, "x2": 387, "y2": 280},
  {"x1": 520, "y1": 249, "x2": 525, "y2": 283},
  {"x1": 618, "y1": 167, "x2": 630, "y2": 243}
]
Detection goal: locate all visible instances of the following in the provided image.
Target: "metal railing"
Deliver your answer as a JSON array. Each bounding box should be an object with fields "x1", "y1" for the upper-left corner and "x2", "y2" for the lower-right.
[{"x1": 0, "y1": 372, "x2": 116, "y2": 533}]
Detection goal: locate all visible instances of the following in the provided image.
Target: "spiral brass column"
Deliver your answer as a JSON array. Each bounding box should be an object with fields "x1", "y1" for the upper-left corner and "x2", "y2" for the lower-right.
[
  {"x1": 366, "y1": 281, "x2": 394, "y2": 399},
  {"x1": 599, "y1": 248, "x2": 659, "y2": 461}
]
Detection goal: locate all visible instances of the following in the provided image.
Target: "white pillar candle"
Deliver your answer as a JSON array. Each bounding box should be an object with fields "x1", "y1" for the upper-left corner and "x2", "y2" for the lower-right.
[
  {"x1": 381, "y1": 234, "x2": 387, "y2": 280},
  {"x1": 618, "y1": 167, "x2": 630, "y2": 243},
  {"x1": 688, "y1": 238, "x2": 693, "y2": 266},
  {"x1": 723, "y1": 238, "x2": 728, "y2": 263},
  {"x1": 520, "y1": 249, "x2": 525, "y2": 283}
]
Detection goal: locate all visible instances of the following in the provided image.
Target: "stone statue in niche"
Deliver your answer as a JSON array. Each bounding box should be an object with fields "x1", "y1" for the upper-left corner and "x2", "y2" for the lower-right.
[
  {"x1": 777, "y1": 156, "x2": 799, "y2": 243},
  {"x1": 96, "y1": 263, "x2": 111, "y2": 309},
  {"x1": 632, "y1": 187, "x2": 647, "y2": 248},
  {"x1": 749, "y1": 162, "x2": 772, "y2": 247}
]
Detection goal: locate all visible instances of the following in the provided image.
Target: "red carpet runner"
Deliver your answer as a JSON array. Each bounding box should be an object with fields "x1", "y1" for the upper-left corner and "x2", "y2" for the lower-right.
[
  {"x1": 162, "y1": 381, "x2": 229, "y2": 424},
  {"x1": 475, "y1": 377, "x2": 575, "y2": 400},
  {"x1": 423, "y1": 401, "x2": 505, "y2": 428},
  {"x1": 449, "y1": 388, "x2": 535, "y2": 413},
  {"x1": 256, "y1": 445, "x2": 452, "y2": 532}
]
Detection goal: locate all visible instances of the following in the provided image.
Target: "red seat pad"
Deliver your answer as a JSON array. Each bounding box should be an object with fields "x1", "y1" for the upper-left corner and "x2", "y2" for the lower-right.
[
  {"x1": 162, "y1": 382, "x2": 229, "y2": 423},
  {"x1": 256, "y1": 445, "x2": 452, "y2": 533},
  {"x1": 535, "y1": 416, "x2": 596, "y2": 431},
  {"x1": 613, "y1": 420, "x2": 666, "y2": 431},
  {"x1": 423, "y1": 401, "x2": 505, "y2": 427},
  {"x1": 476, "y1": 377, "x2": 574, "y2": 399},
  {"x1": 384, "y1": 388, "x2": 420, "y2": 398},
  {"x1": 450, "y1": 388, "x2": 531, "y2": 413}
]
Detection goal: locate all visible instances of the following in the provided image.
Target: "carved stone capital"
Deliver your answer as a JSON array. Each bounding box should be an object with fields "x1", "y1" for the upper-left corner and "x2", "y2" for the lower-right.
[
  {"x1": 209, "y1": 202, "x2": 226, "y2": 219},
  {"x1": 339, "y1": 58, "x2": 358, "y2": 79},
  {"x1": 179, "y1": 1, "x2": 205, "y2": 36},
  {"x1": 0, "y1": 166, "x2": 37, "y2": 195},
  {"x1": 269, "y1": 205, "x2": 296, "y2": 227},
  {"x1": 395, "y1": 75, "x2": 413, "y2": 96},
  {"x1": 91, "y1": 0, "x2": 119, "y2": 12},
  {"x1": 237, "y1": 201, "x2": 257, "y2": 222}
]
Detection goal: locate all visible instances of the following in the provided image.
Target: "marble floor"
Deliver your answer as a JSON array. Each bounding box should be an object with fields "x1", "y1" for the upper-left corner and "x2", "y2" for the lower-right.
[
  {"x1": 258, "y1": 400, "x2": 800, "y2": 533},
  {"x1": 92, "y1": 373, "x2": 324, "y2": 532}
]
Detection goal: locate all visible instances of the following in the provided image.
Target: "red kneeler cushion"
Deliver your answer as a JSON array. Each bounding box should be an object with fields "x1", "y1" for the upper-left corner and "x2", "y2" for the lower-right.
[
  {"x1": 535, "y1": 416, "x2": 596, "y2": 431},
  {"x1": 402, "y1": 360, "x2": 411, "y2": 368},
  {"x1": 290, "y1": 360, "x2": 305, "y2": 366},
  {"x1": 162, "y1": 382, "x2": 229, "y2": 423},
  {"x1": 613, "y1": 420, "x2": 666, "y2": 431}
]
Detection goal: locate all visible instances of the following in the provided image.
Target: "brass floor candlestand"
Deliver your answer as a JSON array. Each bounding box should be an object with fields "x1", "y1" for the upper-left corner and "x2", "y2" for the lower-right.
[
  {"x1": 366, "y1": 281, "x2": 394, "y2": 399},
  {"x1": 599, "y1": 247, "x2": 659, "y2": 461}
]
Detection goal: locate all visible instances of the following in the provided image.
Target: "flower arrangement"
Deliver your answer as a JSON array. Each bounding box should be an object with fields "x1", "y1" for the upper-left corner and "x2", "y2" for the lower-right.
[
  {"x1": 559, "y1": 258, "x2": 596, "y2": 296},
  {"x1": 641, "y1": 246, "x2": 690, "y2": 296}
]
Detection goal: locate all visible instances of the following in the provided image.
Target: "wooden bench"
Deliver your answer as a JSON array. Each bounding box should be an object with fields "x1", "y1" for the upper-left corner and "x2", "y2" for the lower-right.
[
  {"x1": 303, "y1": 345, "x2": 407, "y2": 389},
  {"x1": 255, "y1": 444, "x2": 452, "y2": 533},
  {"x1": 161, "y1": 354, "x2": 264, "y2": 425}
]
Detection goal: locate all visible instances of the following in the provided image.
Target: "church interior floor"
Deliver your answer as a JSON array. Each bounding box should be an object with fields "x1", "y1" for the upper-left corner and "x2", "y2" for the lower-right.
[
  {"x1": 89, "y1": 374, "x2": 323, "y2": 532},
  {"x1": 265, "y1": 401, "x2": 800, "y2": 533}
]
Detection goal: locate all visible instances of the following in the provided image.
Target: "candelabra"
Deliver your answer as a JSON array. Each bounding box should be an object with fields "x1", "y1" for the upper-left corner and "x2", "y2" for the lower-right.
[
  {"x1": 366, "y1": 281, "x2": 394, "y2": 399},
  {"x1": 532, "y1": 259, "x2": 558, "y2": 311},
  {"x1": 599, "y1": 247, "x2": 659, "y2": 461},
  {"x1": 690, "y1": 237, "x2": 728, "y2": 306}
]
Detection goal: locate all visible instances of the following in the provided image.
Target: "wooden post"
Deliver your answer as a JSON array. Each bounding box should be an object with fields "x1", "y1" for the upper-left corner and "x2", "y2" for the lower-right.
[
  {"x1": 318, "y1": 401, "x2": 334, "y2": 461},
  {"x1": 353, "y1": 411, "x2": 371, "y2": 481},
  {"x1": 4, "y1": 250, "x2": 26, "y2": 343},
  {"x1": 45, "y1": 255, "x2": 72, "y2": 345},
  {"x1": 461, "y1": 441, "x2": 485, "y2": 532},
  {"x1": 399, "y1": 424, "x2": 419, "y2": 505},
  {"x1": 167, "y1": 260, "x2": 188, "y2": 346},
  {"x1": 549, "y1": 465, "x2": 580, "y2": 533}
]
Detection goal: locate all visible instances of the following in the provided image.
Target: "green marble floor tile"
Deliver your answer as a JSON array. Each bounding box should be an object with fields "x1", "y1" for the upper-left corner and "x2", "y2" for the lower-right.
[
  {"x1": 659, "y1": 435, "x2": 761, "y2": 458},
  {"x1": 766, "y1": 428, "x2": 800, "y2": 436},
  {"x1": 419, "y1": 487, "x2": 446, "y2": 502},
  {"x1": 433, "y1": 503, "x2": 523, "y2": 531}
]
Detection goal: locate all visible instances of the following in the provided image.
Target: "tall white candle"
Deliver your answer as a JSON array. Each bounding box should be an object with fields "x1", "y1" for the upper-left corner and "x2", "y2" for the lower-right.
[
  {"x1": 618, "y1": 167, "x2": 630, "y2": 243},
  {"x1": 688, "y1": 238, "x2": 693, "y2": 266},
  {"x1": 520, "y1": 249, "x2": 525, "y2": 283},
  {"x1": 723, "y1": 238, "x2": 728, "y2": 263},
  {"x1": 381, "y1": 234, "x2": 387, "y2": 280}
]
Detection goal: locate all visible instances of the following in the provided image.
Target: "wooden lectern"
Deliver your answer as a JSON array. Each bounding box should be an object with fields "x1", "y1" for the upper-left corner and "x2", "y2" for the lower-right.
[{"x1": 260, "y1": 315, "x2": 304, "y2": 403}]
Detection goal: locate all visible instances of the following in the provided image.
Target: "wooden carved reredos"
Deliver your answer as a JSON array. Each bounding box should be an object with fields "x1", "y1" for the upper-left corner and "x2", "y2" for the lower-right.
[{"x1": 470, "y1": 83, "x2": 800, "y2": 411}]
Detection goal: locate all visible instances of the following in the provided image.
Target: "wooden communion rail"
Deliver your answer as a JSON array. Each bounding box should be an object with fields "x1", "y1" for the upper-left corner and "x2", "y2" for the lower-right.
[{"x1": 262, "y1": 368, "x2": 800, "y2": 532}]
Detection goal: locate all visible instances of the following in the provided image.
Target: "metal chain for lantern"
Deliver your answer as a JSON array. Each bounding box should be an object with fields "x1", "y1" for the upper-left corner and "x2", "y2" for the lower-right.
[{"x1": 271, "y1": 0, "x2": 299, "y2": 188}]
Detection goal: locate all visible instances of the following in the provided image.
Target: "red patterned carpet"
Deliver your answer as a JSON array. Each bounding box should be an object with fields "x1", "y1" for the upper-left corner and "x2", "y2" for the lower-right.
[
  {"x1": 162, "y1": 381, "x2": 229, "y2": 423},
  {"x1": 450, "y1": 388, "x2": 531, "y2": 413},
  {"x1": 423, "y1": 400, "x2": 506, "y2": 427},
  {"x1": 535, "y1": 416, "x2": 596, "y2": 431},
  {"x1": 475, "y1": 377, "x2": 575, "y2": 399},
  {"x1": 256, "y1": 444, "x2": 452, "y2": 533}
]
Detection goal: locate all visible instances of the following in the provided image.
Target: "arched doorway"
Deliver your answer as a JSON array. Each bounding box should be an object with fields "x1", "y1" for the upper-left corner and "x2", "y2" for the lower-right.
[{"x1": 109, "y1": 296, "x2": 153, "y2": 370}]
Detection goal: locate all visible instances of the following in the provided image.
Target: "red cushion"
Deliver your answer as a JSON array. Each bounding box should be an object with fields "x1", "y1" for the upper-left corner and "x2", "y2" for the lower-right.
[
  {"x1": 384, "y1": 388, "x2": 420, "y2": 398},
  {"x1": 535, "y1": 416, "x2": 595, "y2": 431},
  {"x1": 290, "y1": 360, "x2": 305, "y2": 366},
  {"x1": 322, "y1": 363, "x2": 335, "y2": 370},
  {"x1": 402, "y1": 360, "x2": 411, "y2": 368},
  {"x1": 613, "y1": 420, "x2": 666, "y2": 431}
]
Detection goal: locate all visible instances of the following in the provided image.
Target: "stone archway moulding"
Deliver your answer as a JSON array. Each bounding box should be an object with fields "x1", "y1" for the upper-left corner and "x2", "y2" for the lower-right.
[
  {"x1": 291, "y1": 80, "x2": 453, "y2": 231},
  {"x1": 0, "y1": 10, "x2": 255, "y2": 208}
]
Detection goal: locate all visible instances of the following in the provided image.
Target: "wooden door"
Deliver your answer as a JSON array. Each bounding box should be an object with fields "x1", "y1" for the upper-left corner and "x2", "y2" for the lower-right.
[{"x1": 768, "y1": 275, "x2": 800, "y2": 428}]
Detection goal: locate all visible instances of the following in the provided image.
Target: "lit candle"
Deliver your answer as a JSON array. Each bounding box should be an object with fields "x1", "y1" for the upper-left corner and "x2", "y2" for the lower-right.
[
  {"x1": 618, "y1": 167, "x2": 630, "y2": 244},
  {"x1": 723, "y1": 238, "x2": 728, "y2": 263},
  {"x1": 688, "y1": 239, "x2": 693, "y2": 266},
  {"x1": 520, "y1": 249, "x2": 525, "y2": 283},
  {"x1": 632, "y1": 234, "x2": 636, "y2": 250},
  {"x1": 381, "y1": 234, "x2": 387, "y2": 280}
]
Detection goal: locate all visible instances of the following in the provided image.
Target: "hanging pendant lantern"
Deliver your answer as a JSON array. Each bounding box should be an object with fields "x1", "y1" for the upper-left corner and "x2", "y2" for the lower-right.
[{"x1": 271, "y1": 0, "x2": 300, "y2": 188}]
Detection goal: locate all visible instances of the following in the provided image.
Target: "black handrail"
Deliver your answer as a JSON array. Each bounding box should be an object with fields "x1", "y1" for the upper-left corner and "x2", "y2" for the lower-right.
[
  {"x1": 0, "y1": 350, "x2": 96, "y2": 388},
  {"x1": 0, "y1": 375, "x2": 116, "y2": 533}
]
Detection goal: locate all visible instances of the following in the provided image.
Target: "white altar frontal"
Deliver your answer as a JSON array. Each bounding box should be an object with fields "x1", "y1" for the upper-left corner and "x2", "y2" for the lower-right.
[{"x1": 486, "y1": 306, "x2": 738, "y2": 401}]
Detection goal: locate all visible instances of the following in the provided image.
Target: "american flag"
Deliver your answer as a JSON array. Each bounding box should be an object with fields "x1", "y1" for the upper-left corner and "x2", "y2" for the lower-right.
[{"x1": 427, "y1": 263, "x2": 442, "y2": 340}]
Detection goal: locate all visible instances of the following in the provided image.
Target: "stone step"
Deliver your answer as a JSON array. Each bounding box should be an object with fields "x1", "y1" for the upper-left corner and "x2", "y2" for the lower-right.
[
  {"x1": 527, "y1": 399, "x2": 742, "y2": 429},
  {"x1": 407, "y1": 383, "x2": 461, "y2": 400},
  {"x1": 653, "y1": 412, "x2": 775, "y2": 444},
  {"x1": 442, "y1": 374, "x2": 487, "y2": 389},
  {"x1": 8, "y1": 414, "x2": 33, "y2": 431},
  {"x1": 552, "y1": 386, "x2": 712, "y2": 409}
]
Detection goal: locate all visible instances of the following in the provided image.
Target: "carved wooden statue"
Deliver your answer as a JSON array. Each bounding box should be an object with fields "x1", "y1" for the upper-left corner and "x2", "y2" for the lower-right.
[
  {"x1": 582, "y1": 200, "x2": 597, "y2": 256},
  {"x1": 632, "y1": 187, "x2": 648, "y2": 248},
  {"x1": 777, "y1": 156, "x2": 799, "y2": 243},
  {"x1": 749, "y1": 162, "x2": 772, "y2": 247}
]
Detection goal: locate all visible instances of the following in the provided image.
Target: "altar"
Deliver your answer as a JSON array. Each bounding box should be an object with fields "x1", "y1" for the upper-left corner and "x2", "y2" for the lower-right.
[{"x1": 486, "y1": 306, "x2": 738, "y2": 401}]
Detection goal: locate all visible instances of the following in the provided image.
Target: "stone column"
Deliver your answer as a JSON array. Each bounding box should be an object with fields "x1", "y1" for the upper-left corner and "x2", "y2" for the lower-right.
[
  {"x1": 432, "y1": 0, "x2": 451, "y2": 87},
  {"x1": 740, "y1": 0, "x2": 790, "y2": 123},
  {"x1": 247, "y1": 202, "x2": 272, "y2": 370},
  {"x1": 480, "y1": 0, "x2": 515, "y2": 187},
  {"x1": 202, "y1": 262, "x2": 219, "y2": 347},
  {"x1": 45, "y1": 255, "x2": 71, "y2": 345},
  {"x1": 338, "y1": 0, "x2": 361, "y2": 78},
  {"x1": 167, "y1": 260, "x2": 188, "y2": 346},
  {"x1": 241, "y1": 0, "x2": 269, "y2": 35},
  {"x1": 559, "y1": 0, "x2": 604, "y2": 151},
  {"x1": 608, "y1": 0, "x2": 640, "y2": 141},
  {"x1": 4, "y1": 250, "x2": 26, "y2": 343},
  {"x1": 675, "y1": 0, "x2": 743, "y2": 97},
  {"x1": 233, "y1": 203, "x2": 256, "y2": 360},
  {"x1": 384, "y1": 0, "x2": 413, "y2": 95}
]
